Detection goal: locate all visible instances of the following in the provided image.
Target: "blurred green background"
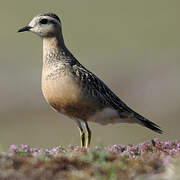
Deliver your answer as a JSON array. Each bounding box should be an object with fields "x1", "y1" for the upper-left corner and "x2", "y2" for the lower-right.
[{"x1": 0, "y1": 0, "x2": 179, "y2": 150}]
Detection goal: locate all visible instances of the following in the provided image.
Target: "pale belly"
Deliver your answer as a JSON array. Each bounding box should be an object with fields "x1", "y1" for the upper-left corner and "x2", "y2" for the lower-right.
[
  {"x1": 41, "y1": 70, "x2": 136, "y2": 125},
  {"x1": 88, "y1": 107, "x2": 137, "y2": 125},
  {"x1": 42, "y1": 74, "x2": 80, "y2": 108},
  {"x1": 41, "y1": 73, "x2": 101, "y2": 120}
]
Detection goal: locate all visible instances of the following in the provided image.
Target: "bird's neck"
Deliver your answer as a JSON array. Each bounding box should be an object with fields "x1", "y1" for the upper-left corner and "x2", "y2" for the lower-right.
[
  {"x1": 43, "y1": 34, "x2": 76, "y2": 65},
  {"x1": 43, "y1": 34, "x2": 65, "y2": 53}
]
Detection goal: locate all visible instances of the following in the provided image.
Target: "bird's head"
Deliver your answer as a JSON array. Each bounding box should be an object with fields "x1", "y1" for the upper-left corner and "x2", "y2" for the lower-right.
[{"x1": 18, "y1": 13, "x2": 62, "y2": 38}]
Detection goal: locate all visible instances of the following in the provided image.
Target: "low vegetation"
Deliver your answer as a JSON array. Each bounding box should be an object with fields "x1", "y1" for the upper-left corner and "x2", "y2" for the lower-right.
[{"x1": 0, "y1": 139, "x2": 179, "y2": 179}]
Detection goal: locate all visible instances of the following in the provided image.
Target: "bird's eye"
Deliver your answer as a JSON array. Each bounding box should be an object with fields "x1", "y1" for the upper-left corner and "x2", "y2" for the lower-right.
[{"x1": 40, "y1": 19, "x2": 48, "y2": 24}]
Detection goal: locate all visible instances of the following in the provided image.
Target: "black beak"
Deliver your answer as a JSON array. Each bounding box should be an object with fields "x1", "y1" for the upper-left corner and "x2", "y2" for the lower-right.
[{"x1": 17, "y1": 26, "x2": 32, "y2": 32}]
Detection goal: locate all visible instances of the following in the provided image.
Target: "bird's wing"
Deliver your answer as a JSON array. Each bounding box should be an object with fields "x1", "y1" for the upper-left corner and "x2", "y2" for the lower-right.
[
  {"x1": 73, "y1": 64, "x2": 134, "y2": 112},
  {"x1": 72, "y1": 64, "x2": 162, "y2": 134}
]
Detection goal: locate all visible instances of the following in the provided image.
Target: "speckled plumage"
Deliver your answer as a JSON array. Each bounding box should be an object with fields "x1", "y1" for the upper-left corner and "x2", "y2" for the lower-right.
[
  {"x1": 42, "y1": 36, "x2": 162, "y2": 130},
  {"x1": 18, "y1": 13, "x2": 162, "y2": 147}
]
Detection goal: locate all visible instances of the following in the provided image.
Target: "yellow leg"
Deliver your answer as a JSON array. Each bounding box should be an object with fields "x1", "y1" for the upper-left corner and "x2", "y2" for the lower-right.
[
  {"x1": 74, "y1": 119, "x2": 86, "y2": 148},
  {"x1": 78, "y1": 126, "x2": 85, "y2": 148},
  {"x1": 84, "y1": 122, "x2": 91, "y2": 148}
]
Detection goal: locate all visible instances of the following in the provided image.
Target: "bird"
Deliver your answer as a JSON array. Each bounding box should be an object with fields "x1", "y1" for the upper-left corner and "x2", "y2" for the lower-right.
[{"x1": 18, "y1": 13, "x2": 162, "y2": 148}]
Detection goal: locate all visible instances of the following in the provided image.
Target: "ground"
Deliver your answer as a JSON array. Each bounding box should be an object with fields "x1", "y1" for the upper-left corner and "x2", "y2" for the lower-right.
[{"x1": 0, "y1": 139, "x2": 180, "y2": 180}]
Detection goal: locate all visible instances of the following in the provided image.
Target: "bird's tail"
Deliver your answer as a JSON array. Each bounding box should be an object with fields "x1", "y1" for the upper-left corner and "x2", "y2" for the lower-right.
[{"x1": 133, "y1": 112, "x2": 163, "y2": 134}]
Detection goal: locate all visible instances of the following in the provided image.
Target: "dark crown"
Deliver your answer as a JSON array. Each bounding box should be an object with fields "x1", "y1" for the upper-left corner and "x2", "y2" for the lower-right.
[{"x1": 41, "y1": 13, "x2": 61, "y2": 23}]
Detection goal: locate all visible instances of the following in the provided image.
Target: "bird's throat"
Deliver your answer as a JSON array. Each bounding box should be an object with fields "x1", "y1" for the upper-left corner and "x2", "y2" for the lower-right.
[{"x1": 43, "y1": 35, "x2": 65, "y2": 52}]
